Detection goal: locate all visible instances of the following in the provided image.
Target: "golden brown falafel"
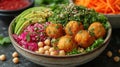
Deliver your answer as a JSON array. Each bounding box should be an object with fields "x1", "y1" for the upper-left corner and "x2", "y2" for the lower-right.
[
  {"x1": 88, "y1": 22, "x2": 106, "y2": 38},
  {"x1": 46, "y1": 23, "x2": 64, "y2": 38},
  {"x1": 65, "y1": 21, "x2": 84, "y2": 36},
  {"x1": 75, "y1": 30, "x2": 95, "y2": 48},
  {"x1": 57, "y1": 35, "x2": 76, "y2": 52}
]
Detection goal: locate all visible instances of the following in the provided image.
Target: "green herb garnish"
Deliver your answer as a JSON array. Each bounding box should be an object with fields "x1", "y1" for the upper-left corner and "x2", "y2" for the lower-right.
[
  {"x1": 26, "y1": 33, "x2": 30, "y2": 42},
  {"x1": 78, "y1": 30, "x2": 82, "y2": 34},
  {"x1": 67, "y1": 48, "x2": 80, "y2": 55},
  {"x1": 68, "y1": 27, "x2": 72, "y2": 35},
  {"x1": 86, "y1": 38, "x2": 104, "y2": 52},
  {"x1": 49, "y1": 4, "x2": 108, "y2": 29},
  {"x1": 89, "y1": 28, "x2": 95, "y2": 36},
  {"x1": 29, "y1": 20, "x2": 32, "y2": 24},
  {"x1": 0, "y1": 35, "x2": 11, "y2": 46},
  {"x1": 55, "y1": 25, "x2": 59, "y2": 29}
]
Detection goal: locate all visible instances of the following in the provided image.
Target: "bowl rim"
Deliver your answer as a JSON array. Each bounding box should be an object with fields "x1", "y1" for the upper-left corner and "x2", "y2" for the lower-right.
[
  {"x1": 0, "y1": 0, "x2": 34, "y2": 13},
  {"x1": 105, "y1": 14, "x2": 120, "y2": 17},
  {"x1": 8, "y1": 18, "x2": 112, "y2": 58}
]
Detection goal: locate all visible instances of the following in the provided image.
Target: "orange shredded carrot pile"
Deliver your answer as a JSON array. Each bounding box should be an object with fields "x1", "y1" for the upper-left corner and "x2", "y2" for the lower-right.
[{"x1": 74, "y1": 0, "x2": 120, "y2": 14}]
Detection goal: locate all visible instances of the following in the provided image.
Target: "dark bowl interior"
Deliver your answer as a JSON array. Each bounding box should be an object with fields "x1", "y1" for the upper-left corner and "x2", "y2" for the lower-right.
[{"x1": 0, "y1": 0, "x2": 34, "y2": 24}]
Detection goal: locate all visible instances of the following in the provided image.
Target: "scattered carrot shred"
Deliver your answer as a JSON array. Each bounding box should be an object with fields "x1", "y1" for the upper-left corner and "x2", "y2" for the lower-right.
[{"x1": 74, "y1": 0, "x2": 120, "y2": 14}]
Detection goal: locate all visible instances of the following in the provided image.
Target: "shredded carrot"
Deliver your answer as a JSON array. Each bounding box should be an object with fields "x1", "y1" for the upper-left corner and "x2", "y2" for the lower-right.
[{"x1": 74, "y1": 0, "x2": 120, "y2": 14}]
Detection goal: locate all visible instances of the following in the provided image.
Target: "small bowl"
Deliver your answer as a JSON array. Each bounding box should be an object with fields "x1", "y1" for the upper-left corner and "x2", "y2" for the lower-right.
[
  {"x1": 105, "y1": 14, "x2": 120, "y2": 28},
  {"x1": 0, "y1": 0, "x2": 34, "y2": 24},
  {"x1": 8, "y1": 17, "x2": 112, "y2": 67}
]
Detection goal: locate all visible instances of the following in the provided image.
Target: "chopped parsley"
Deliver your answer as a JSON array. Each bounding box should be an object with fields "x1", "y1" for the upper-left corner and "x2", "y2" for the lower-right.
[
  {"x1": 86, "y1": 38, "x2": 104, "y2": 52},
  {"x1": 67, "y1": 48, "x2": 80, "y2": 55},
  {"x1": 49, "y1": 4, "x2": 108, "y2": 29},
  {"x1": 89, "y1": 28, "x2": 95, "y2": 36},
  {"x1": 68, "y1": 27, "x2": 72, "y2": 35},
  {"x1": 26, "y1": 33, "x2": 30, "y2": 42},
  {"x1": 55, "y1": 25, "x2": 59, "y2": 29}
]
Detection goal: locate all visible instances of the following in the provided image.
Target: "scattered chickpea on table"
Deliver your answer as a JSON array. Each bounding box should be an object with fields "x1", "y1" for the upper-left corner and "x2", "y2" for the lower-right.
[
  {"x1": 0, "y1": 51, "x2": 19, "y2": 64},
  {"x1": 106, "y1": 49, "x2": 120, "y2": 62},
  {"x1": 107, "y1": 51, "x2": 113, "y2": 58},
  {"x1": 0, "y1": 54, "x2": 6, "y2": 61},
  {"x1": 12, "y1": 57, "x2": 19, "y2": 64},
  {"x1": 12, "y1": 51, "x2": 19, "y2": 58}
]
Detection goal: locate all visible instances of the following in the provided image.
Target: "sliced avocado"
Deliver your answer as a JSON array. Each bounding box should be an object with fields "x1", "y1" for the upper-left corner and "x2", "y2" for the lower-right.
[{"x1": 14, "y1": 7, "x2": 52, "y2": 34}]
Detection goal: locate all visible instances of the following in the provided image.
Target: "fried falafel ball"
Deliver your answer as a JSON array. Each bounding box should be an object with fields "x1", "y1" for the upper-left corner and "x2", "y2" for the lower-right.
[
  {"x1": 46, "y1": 23, "x2": 64, "y2": 38},
  {"x1": 65, "y1": 21, "x2": 84, "y2": 36},
  {"x1": 88, "y1": 22, "x2": 106, "y2": 38},
  {"x1": 75, "y1": 30, "x2": 95, "y2": 48},
  {"x1": 57, "y1": 35, "x2": 76, "y2": 52}
]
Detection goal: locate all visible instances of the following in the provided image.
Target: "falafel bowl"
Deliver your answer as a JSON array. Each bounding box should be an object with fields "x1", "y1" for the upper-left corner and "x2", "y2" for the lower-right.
[{"x1": 8, "y1": 4, "x2": 112, "y2": 66}]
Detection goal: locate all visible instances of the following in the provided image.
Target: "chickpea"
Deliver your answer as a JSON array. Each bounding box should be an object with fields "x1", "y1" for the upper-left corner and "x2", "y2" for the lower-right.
[
  {"x1": 0, "y1": 54, "x2": 6, "y2": 61},
  {"x1": 113, "y1": 56, "x2": 120, "y2": 62},
  {"x1": 59, "y1": 50, "x2": 66, "y2": 56},
  {"x1": 12, "y1": 57, "x2": 19, "y2": 64},
  {"x1": 38, "y1": 42, "x2": 44, "y2": 47},
  {"x1": 44, "y1": 39, "x2": 51, "y2": 46},
  {"x1": 51, "y1": 38, "x2": 58, "y2": 47},
  {"x1": 35, "y1": 51, "x2": 39, "y2": 54},
  {"x1": 44, "y1": 46, "x2": 50, "y2": 51},
  {"x1": 44, "y1": 50, "x2": 50, "y2": 55},
  {"x1": 38, "y1": 47, "x2": 45, "y2": 54},
  {"x1": 50, "y1": 51, "x2": 58, "y2": 56},
  {"x1": 12, "y1": 51, "x2": 19, "y2": 58},
  {"x1": 107, "y1": 51, "x2": 112, "y2": 58},
  {"x1": 78, "y1": 48, "x2": 84, "y2": 53},
  {"x1": 49, "y1": 47, "x2": 55, "y2": 52}
]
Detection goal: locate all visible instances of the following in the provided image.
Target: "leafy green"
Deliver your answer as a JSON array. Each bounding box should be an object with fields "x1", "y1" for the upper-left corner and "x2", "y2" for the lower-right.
[
  {"x1": 103, "y1": 21, "x2": 110, "y2": 29},
  {"x1": 48, "y1": 4, "x2": 109, "y2": 29},
  {"x1": 0, "y1": 35, "x2": 11, "y2": 46},
  {"x1": 89, "y1": 28, "x2": 95, "y2": 36},
  {"x1": 67, "y1": 38, "x2": 104, "y2": 54},
  {"x1": 67, "y1": 48, "x2": 80, "y2": 55},
  {"x1": 86, "y1": 38, "x2": 104, "y2": 52},
  {"x1": 26, "y1": 33, "x2": 30, "y2": 42}
]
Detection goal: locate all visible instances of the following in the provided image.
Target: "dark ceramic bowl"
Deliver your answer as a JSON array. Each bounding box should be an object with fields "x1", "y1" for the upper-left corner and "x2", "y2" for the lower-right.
[
  {"x1": 105, "y1": 14, "x2": 120, "y2": 28},
  {"x1": 8, "y1": 17, "x2": 112, "y2": 67},
  {"x1": 0, "y1": 0, "x2": 34, "y2": 24}
]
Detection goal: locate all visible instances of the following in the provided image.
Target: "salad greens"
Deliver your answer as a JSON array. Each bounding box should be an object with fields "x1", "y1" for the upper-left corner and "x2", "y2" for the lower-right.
[
  {"x1": 86, "y1": 38, "x2": 104, "y2": 52},
  {"x1": 0, "y1": 35, "x2": 11, "y2": 46},
  {"x1": 67, "y1": 48, "x2": 80, "y2": 55},
  {"x1": 67, "y1": 38, "x2": 104, "y2": 55},
  {"x1": 48, "y1": 4, "x2": 108, "y2": 29}
]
